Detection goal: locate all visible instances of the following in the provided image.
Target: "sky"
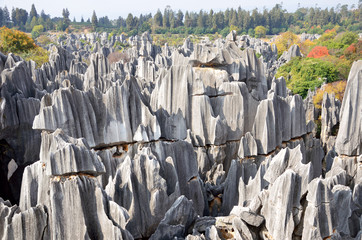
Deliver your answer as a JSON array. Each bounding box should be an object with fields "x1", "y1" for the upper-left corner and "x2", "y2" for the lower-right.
[{"x1": 2, "y1": 0, "x2": 359, "y2": 20}]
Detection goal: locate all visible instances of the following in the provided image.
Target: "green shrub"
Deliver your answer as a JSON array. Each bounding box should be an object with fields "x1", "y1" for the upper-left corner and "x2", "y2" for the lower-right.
[
  {"x1": 19, "y1": 46, "x2": 49, "y2": 68},
  {"x1": 31, "y1": 25, "x2": 44, "y2": 39},
  {"x1": 276, "y1": 57, "x2": 339, "y2": 98}
]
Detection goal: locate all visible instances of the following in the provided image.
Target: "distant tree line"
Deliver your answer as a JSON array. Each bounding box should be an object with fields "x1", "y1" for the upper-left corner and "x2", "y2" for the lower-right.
[{"x1": 0, "y1": 2, "x2": 361, "y2": 37}]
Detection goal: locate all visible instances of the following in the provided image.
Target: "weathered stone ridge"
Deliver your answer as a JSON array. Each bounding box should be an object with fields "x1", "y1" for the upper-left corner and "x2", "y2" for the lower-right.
[{"x1": 0, "y1": 32, "x2": 361, "y2": 240}]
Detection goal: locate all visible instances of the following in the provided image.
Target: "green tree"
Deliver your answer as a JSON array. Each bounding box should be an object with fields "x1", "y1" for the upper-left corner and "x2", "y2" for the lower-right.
[
  {"x1": 40, "y1": 10, "x2": 48, "y2": 20},
  {"x1": 31, "y1": 24, "x2": 44, "y2": 38},
  {"x1": 62, "y1": 8, "x2": 70, "y2": 28},
  {"x1": 153, "y1": 10, "x2": 163, "y2": 28},
  {"x1": 184, "y1": 11, "x2": 191, "y2": 28},
  {"x1": 29, "y1": 4, "x2": 38, "y2": 20},
  {"x1": 163, "y1": 6, "x2": 170, "y2": 28},
  {"x1": 248, "y1": 28, "x2": 255, "y2": 37},
  {"x1": 276, "y1": 57, "x2": 339, "y2": 97},
  {"x1": 230, "y1": 11, "x2": 238, "y2": 26},
  {"x1": 91, "y1": 10, "x2": 98, "y2": 30},
  {"x1": 169, "y1": 11, "x2": 175, "y2": 28},
  {"x1": 255, "y1": 25, "x2": 267, "y2": 38},
  {"x1": 197, "y1": 10, "x2": 205, "y2": 28},
  {"x1": 338, "y1": 31, "x2": 358, "y2": 46},
  {"x1": 0, "y1": 8, "x2": 3, "y2": 27},
  {"x1": 3, "y1": 7, "x2": 10, "y2": 27},
  {"x1": 30, "y1": 16, "x2": 38, "y2": 29},
  {"x1": 176, "y1": 10, "x2": 183, "y2": 27},
  {"x1": 126, "y1": 13, "x2": 134, "y2": 31},
  {"x1": 12, "y1": 8, "x2": 28, "y2": 28}
]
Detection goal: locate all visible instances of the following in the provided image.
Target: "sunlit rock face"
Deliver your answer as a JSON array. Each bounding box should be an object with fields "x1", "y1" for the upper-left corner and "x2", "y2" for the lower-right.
[{"x1": 0, "y1": 31, "x2": 360, "y2": 240}]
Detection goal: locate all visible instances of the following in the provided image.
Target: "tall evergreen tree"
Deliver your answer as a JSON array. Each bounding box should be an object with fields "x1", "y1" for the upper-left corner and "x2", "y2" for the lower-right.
[
  {"x1": 197, "y1": 10, "x2": 205, "y2": 28},
  {"x1": 0, "y1": 8, "x2": 3, "y2": 27},
  {"x1": 91, "y1": 10, "x2": 98, "y2": 29},
  {"x1": 176, "y1": 10, "x2": 183, "y2": 27},
  {"x1": 62, "y1": 8, "x2": 70, "y2": 28},
  {"x1": 29, "y1": 4, "x2": 38, "y2": 20},
  {"x1": 184, "y1": 11, "x2": 191, "y2": 28},
  {"x1": 126, "y1": 13, "x2": 134, "y2": 30},
  {"x1": 12, "y1": 8, "x2": 28, "y2": 28},
  {"x1": 40, "y1": 10, "x2": 47, "y2": 20},
  {"x1": 153, "y1": 9, "x2": 163, "y2": 28},
  {"x1": 230, "y1": 10, "x2": 238, "y2": 26},
  {"x1": 3, "y1": 7, "x2": 10, "y2": 27},
  {"x1": 169, "y1": 11, "x2": 175, "y2": 28},
  {"x1": 163, "y1": 6, "x2": 170, "y2": 28}
]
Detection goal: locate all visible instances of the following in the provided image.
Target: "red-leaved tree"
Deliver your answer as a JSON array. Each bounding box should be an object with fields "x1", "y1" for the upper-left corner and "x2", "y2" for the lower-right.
[{"x1": 307, "y1": 46, "x2": 329, "y2": 58}]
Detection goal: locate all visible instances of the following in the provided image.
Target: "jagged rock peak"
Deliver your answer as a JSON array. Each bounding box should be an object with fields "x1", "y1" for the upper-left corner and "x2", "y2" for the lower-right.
[
  {"x1": 335, "y1": 60, "x2": 362, "y2": 156},
  {"x1": 40, "y1": 129, "x2": 106, "y2": 176}
]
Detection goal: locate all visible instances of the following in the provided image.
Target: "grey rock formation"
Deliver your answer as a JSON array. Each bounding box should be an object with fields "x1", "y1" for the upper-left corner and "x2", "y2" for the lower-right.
[
  {"x1": 238, "y1": 159, "x2": 270, "y2": 207},
  {"x1": 40, "y1": 129, "x2": 105, "y2": 176},
  {"x1": 335, "y1": 60, "x2": 362, "y2": 156},
  {"x1": 302, "y1": 168, "x2": 347, "y2": 240},
  {"x1": 1, "y1": 202, "x2": 48, "y2": 240},
  {"x1": 0, "y1": 31, "x2": 360, "y2": 240},
  {"x1": 84, "y1": 52, "x2": 111, "y2": 92},
  {"x1": 321, "y1": 92, "x2": 341, "y2": 147},
  {"x1": 221, "y1": 160, "x2": 243, "y2": 214},
  {"x1": 280, "y1": 44, "x2": 302, "y2": 62},
  {"x1": 33, "y1": 79, "x2": 161, "y2": 147},
  {"x1": 0, "y1": 58, "x2": 42, "y2": 203},
  {"x1": 150, "y1": 195, "x2": 197, "y2": 240},
  {"x1": 238, "y1": 132, "x2": 257, "y2": 158},
  {"x1": 50, "y1": 175, "x2": 132, "y2": 240},
  {"x1": 252, "y1": 99, "x2": 277, "y2": 154},
  {"x1": 304, "y1": 89, "x2": 320, "y2": 124},
  {"x1": 18, "y1": 132, "x2": 133, "y2": 240},
  {"x1": 261, "y1": 169, "x2": 302, "y2": 240},
  {"x1": 331, "y1": 185, "x2": 352, "y2": 236},
  {"x1": 106, "y1": 147, "x2": 180, "y2": 238},
  {"x1": 230, "y1": 206, "x2": 264, "y2": 227},
  {"x1": 232, "y1": 217, "x2": 255, "y2": 240},
  {"x1": 300, "y1": 33, "x2": 321, "y2": 42},
  {"x1": 264, "y1": 145, "x2": 312, "y2": 196}
]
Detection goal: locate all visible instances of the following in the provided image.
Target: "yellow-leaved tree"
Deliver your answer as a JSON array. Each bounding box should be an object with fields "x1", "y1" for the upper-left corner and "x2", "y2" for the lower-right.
[
  {"x1": 0, "y1": 26, "x2": 37, "y2": 54},
  {"x1": 313, "y1": 81, "x2": 347, "y2": 109},
  {"x1": 0, "y1": 27, "x2": 49, "y2": 67},
  {"x1": 299, "y1": 39, "x2": 316, "y2": 56},
  {"x1": 273, "y1": 31, "x2": 300, "y2": 56},
  {"x1": 254, "y1": 26, "x2": 267, "y2": 38}
]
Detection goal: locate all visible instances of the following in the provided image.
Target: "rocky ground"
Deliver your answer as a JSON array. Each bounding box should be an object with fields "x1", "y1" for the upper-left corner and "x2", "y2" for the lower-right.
[{"x1": 0, "y1": 30, "x2": 361, "y2": 240}]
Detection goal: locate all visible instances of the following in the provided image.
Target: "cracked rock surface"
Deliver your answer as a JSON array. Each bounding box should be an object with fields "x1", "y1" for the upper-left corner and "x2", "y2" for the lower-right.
[{"x1": 0, "y1": 31, "x2": 361, "y2": 239}]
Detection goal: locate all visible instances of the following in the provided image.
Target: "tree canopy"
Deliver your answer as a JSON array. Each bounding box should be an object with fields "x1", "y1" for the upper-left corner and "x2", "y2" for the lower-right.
[{"x1": 0, "y1": 3, "x2": 360, "y2": 36}]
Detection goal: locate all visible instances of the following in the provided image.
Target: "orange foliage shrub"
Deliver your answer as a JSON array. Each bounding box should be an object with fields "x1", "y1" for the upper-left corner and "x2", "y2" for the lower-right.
[
  {"x1": 307, "y1": 46, "x2": 329, "y2": 58},
  {"x1": 313, "y1": 81, "x2": 347, "y2": 109},
  {"x1": 344, "y1": 43, "x2": 356, "y2": 55},
  {"x1": 343, "y1": 40, "x2": 362, "y2": 62}
]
